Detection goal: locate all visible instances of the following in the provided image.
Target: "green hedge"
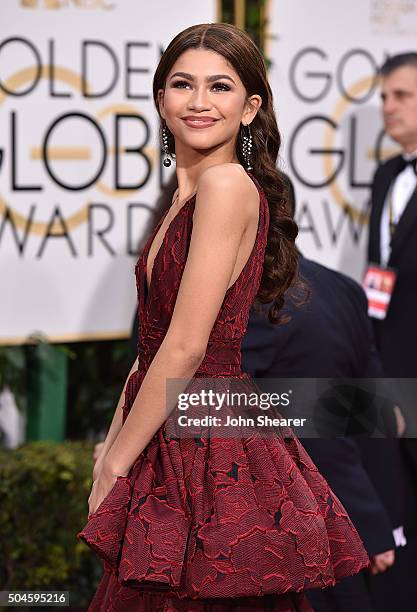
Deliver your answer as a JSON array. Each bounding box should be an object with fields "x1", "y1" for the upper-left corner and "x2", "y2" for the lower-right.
[{"x1": 0, "y1": 441, "x2": 102, "y2": 608}]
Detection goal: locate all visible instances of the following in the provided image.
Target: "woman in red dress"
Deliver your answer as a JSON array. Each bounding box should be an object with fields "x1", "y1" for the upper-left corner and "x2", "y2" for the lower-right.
[{"x1": 78, "y1": 23, "x2": 369, "y2": 611}]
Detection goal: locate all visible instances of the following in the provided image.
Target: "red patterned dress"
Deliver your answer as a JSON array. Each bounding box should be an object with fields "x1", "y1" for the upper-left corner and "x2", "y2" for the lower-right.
[{"x1": 78, "y1": 173, "x2": 369, "y2": 611}]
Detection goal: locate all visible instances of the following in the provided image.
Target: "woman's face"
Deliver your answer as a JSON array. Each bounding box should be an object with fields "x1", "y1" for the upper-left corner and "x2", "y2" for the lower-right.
[{"x1": 157, "y1": 48, "x2": 261, "y2": 156}]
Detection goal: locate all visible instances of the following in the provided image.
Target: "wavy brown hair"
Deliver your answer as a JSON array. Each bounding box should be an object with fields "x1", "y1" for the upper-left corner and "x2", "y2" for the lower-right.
[{"x1": 152, "y1": 23, "x2": 298, "y2": 324}]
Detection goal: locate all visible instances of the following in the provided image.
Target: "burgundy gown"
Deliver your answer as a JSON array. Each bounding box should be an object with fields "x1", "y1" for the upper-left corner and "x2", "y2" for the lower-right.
[{"x1": 78, "y1": 172, "x2": 369, "y2": 611}]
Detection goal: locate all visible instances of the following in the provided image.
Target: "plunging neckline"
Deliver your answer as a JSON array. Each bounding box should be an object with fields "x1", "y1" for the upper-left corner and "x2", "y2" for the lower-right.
[{"x1": 144, "y1": 193, "x2": 197, "y2": 305}]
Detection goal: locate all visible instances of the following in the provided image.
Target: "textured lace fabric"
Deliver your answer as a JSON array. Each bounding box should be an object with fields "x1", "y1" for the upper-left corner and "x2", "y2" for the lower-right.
[{"x1": 78, "y1": 172, "x2": 369, "y2": 611}]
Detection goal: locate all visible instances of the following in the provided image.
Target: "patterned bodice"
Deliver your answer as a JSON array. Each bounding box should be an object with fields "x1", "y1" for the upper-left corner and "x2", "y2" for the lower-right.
[{"x1": 134, "y1": 172, "x2": 269, "y2": 376}]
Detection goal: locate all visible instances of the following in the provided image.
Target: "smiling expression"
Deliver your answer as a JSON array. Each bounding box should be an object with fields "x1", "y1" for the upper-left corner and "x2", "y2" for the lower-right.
[{"x1": 157, "y1": 48, "x2": 261, "y2": 157}]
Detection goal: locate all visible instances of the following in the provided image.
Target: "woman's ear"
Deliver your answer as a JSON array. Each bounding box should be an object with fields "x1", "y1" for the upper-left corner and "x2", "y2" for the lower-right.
[
  {"x1": 242, "y1": 94, "x2": 262, "y2": 126},
  {"x1": 157, "y1": 89, "x2": 165, "y2": 119}
]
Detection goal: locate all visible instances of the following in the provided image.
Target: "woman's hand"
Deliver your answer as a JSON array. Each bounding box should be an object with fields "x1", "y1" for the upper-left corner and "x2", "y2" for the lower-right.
[{"x1": 88, "y1": 461, "x2": 128, "y2": 517}]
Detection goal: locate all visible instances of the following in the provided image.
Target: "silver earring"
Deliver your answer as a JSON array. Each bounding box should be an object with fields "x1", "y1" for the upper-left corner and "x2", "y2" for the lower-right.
[
  {"x1": 161, "y1": 123, "x2": 172, "y2": 167},
  {"x1": 241, "y1": 123, "x2": 253, "y2": 171}
]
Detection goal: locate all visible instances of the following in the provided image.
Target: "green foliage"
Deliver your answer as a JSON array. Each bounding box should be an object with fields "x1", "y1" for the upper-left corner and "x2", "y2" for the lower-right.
[
  {"x1": 0, "y1": 346, "x2": 28, "y2": 413},
  {"x1": 222, "y1": 0, "x2": 234, "y2": 25},
  {"x1": 66, "y1": 338, "x2": 133, "y2": 439},
  {"x1": 0, "y1": 441, "x2": 102, "y2": 607},
  {"x1": 0, "y1": 335, "x2": 74, "y2": 419},
  {"x1": 221, "y1": 0, "x2": 270, "y2": 63},
  {"x1": 246, "y1": 0, "x2": 268, "y2": 57}
]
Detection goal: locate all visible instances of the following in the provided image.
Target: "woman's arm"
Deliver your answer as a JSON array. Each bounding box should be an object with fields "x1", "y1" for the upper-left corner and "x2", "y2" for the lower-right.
[
  {"x1": 102, "y1": 165, "x2": 259, "y2": 479},
  {"x1": 92, "y1": 355, "x2": 138, "y2": 479}
]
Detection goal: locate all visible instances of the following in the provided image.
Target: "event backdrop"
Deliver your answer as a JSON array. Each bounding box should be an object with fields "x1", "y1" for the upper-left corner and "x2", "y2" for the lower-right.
[
  {"x1": 269, "y1": 0, "x2": 417, "y2": 281},
  {"x1": 0, "y1": 0, "x2": 216, "y2": 344}
]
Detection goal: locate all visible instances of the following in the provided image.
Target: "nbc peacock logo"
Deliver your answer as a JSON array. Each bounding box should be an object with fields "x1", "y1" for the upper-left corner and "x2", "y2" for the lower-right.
[{"x1": 20, "y1": 0, "x2": 115, "y2": 9}]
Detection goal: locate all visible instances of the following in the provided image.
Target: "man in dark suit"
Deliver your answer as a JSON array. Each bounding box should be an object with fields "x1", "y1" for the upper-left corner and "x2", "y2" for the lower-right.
[
  {"x1": 368, "y1": 54, "x2": 417, "y2": 525},
  {"x1": 368, "y1": 52, "x2": 417, "y2": 379}
]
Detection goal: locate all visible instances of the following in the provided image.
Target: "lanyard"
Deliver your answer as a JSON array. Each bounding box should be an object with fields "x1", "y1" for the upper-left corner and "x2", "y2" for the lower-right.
[{"x1": 388, "y1": 190, "x2": 396, "y2": 241}]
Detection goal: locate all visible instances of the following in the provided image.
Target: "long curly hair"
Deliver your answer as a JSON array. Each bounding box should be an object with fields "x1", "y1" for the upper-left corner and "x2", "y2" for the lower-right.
[{"x1": 152, "y1": 23, "x2": 299, "y2": 324}]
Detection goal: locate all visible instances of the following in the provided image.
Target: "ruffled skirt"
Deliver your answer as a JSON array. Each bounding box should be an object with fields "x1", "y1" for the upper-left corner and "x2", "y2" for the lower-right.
[{"x1": 78, "y1": 372, "x2": 368, "y2": 610}]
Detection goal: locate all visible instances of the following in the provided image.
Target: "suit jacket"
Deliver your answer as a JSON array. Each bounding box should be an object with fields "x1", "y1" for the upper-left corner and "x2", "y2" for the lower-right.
[
  {"x1": 241, "y1": 256, "x2": 395, "y2": 557},
  {"x1": 368, "y1": 155, "x2": 417, "y2": 377}
]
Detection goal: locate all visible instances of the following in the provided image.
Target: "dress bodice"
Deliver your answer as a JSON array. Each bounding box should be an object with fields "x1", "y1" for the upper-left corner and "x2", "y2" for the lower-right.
[{"x1": 134, "y1": 172, "x2": 269, "y2": 375}]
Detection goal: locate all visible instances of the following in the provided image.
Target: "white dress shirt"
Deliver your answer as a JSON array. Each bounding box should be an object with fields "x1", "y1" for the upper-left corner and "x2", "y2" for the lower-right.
[{"x1": 380, "y1": 148, "x2": 417, "y2": 266}]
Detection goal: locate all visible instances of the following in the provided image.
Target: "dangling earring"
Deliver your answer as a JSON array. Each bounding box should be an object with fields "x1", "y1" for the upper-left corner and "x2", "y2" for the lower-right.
[
  {"x1": 241, "y1": 123, "x2": 253, "y2": 171},
  {"x1": 161, "y1": 122, "x2": 173, "y2": 167}
]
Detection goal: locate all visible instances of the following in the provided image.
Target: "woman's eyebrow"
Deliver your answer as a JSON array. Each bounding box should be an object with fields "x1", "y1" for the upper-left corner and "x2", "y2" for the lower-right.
[
  {"x1": 206, "y1": 74, "x2": 236, "y2": 84},
  {"x1": 170, "y1": 71, "x2": 236, "y2": 84}
]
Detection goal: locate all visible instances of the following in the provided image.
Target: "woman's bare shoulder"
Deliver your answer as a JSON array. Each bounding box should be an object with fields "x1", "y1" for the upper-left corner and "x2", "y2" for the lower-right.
[{"x1": 196, "y1": 163, "x2": 259, "y2": 217}]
